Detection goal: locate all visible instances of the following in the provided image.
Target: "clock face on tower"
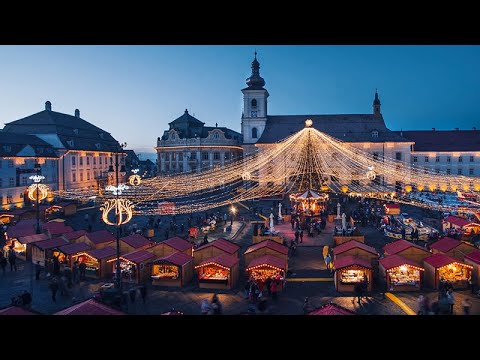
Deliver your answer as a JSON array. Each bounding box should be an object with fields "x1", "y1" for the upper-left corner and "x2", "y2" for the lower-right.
[{"x1": 251, "y1": 110, "x2": 258, "y2": 117}]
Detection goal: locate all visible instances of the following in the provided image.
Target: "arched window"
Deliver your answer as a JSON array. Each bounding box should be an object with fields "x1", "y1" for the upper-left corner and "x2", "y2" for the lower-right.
[
  {"x1": 251, "y1": 99, "x2": 257, "y2": 108},
  {"x1": 371, "y1": 130, "x2": 379, "y2": 138},
  {"x1": 252, "y1": 127, "x2": 258, "y2": 139}
]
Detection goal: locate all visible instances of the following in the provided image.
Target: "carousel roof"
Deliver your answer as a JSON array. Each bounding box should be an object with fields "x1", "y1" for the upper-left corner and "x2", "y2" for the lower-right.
[
  {"x1": 294, "y1": 190, "x2": 324, "y2": 199},
  {"x1": 334, "y1": 255, "x2": 372, "y2": 270},
  {"x1": 163, "y1": 236, "x2": 193, "y2": 252},
  {"x1": 245, "y1": 240, "x2": 288, "y2": 255},
  {"x1": 54, "y1": 299, "x2": 125, "y2": 315},
  {"x1": 246, "y1": 254, "x2": 286, "y2": 271},
  {"x1": 379, "y1": 254, "x2": 424, "y2": 271},
  {"x1": 333, "y1": 240, "x2": 378, "y2": 256},
  {"x1": 307, "y1": 303, "x2": 356, "y2": 315}
]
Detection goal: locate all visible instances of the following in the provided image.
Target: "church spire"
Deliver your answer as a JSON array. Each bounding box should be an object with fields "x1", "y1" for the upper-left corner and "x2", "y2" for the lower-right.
[
  {"x1": 245, "y1": 51, "x2": 265, "y2": 88},
  {"x1": 373, "y1": 89, "x2": 381, "y2": 118}
]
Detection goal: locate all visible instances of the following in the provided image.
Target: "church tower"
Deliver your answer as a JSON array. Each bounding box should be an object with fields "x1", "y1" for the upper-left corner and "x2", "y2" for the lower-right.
[
  {"x1": 241, "y1": 52, "x2": 269, "y2": 155},
  {"x1": 373, "y1": 89, "x2": 382, "y2": 119}
]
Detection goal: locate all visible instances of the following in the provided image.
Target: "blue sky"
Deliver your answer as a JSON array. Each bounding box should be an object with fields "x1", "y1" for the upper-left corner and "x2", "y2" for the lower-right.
[{"x1": 0, "y1": 45, "x2": 479, "y2": 156}]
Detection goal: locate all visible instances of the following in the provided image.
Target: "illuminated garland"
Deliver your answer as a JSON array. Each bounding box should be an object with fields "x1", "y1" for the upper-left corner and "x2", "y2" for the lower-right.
[
  {"x1": 129, "y1": 169, "x2": 142, "y2": 186},
  {"x1": 100, "y1": 184, "x2": 134, "y2": 226},
  {"x1": 27, "y1": 175, "x2": 49, "y2": 201}
]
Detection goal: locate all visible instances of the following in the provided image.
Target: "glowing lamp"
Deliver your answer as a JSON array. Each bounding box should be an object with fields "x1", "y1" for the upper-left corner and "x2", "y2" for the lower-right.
[
  {"x1": 399, "y1": 265, "x2": 408, "y2": 272},
  {"x1": 463, "y1": 184, "x2": 470, "y2": 191},
  {"x1": 341, "y1": 185, "x2": 348, "y2": 193},
  {"x1": 474, "y1": 184, "x2": 480, "y2": 192},
  {"x1": 440, "y1": 184, "x2": 447, "y2": 192},
  {"x1": 321, "y1": 185, "x2": 329, "y2": 192},
  {"x1": 450, "y1": 185, "x2": 458, "y2": 192},
  {"x1": 417, "y1": 185, "x2": 424, "y2": 191},
  {"x1": 305, "y1": 119, "x2": 313, "y2": 127},
  {"x1": 405, "y1": 185, "x2": 412, "y2": 193}
]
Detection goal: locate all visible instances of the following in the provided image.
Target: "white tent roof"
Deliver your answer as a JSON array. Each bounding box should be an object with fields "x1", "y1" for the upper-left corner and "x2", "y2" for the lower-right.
[{"x1": 298, "y1": 190, "x2": 322, "y2": 199}]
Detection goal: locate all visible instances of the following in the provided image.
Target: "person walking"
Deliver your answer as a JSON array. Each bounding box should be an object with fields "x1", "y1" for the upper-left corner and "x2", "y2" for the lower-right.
[
  {"x1": 49, "y1": 277, "x2": 59, "y2": 302},
  {"x1": 35, "y1": 261, "x2": 42, "y2": 280},
  {"x1": 299, "y1": 230, "x2": 304, "y2": 243},
  {"x1": 139, "y1": 284, "x2": 147, "y2": 304},
  {"x1": 72, "y1": 261, "x2": 80, "y2": 285},
  {"x1": 0, "y1": 253, "x2": 7, "y2": 274},
  {"x1": 8, "y1": 247, "x2": 17, "y2": 272},
  {"x1": 79, "y1": 261, "x2": 86, "y2": 281},
  {"x1": 324, "y1": 253, "x2": 332, "y2": 272},
  {"x1": 462, "y1": 298, "x2": 472, "y2": 315},
  {"x1": 447, "y1": 289, "x2": 455, "y2": 315},
  {"x1": 290, "y1": 218, "x2": 295, "y2": 230},
  {"x1": 201, "y1": 299, "x2": 211, "y2": 315}
]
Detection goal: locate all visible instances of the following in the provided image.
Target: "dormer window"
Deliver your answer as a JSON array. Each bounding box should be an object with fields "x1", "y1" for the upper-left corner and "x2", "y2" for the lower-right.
[
  {"x1": 95, "y1": 143, "x2": 101, "y2": 150},
  {"x1": 371, "y1": 130, "x2": 379, "y2": 138},
  {"x1": 251, "y1": 99, "x2": 257, "y2": 109},
  {"x1": 67, "y1": 140, "x2": 74, "y2": 147},
  {"x1": 99, "y1": 133, "x2": 104, "y2": 139},
  {"x1": 171, "y1": 133, "x2": 176, "y2": 140},
  {"x1": 73, "y1": 129, "x2": 79, "y2": 135},
  {"x1": 2, "y1": 145, "x2": 11, "y2": 152},
  {"x1": 213, "y1": 132, "x2": 220, "y2": 139}
]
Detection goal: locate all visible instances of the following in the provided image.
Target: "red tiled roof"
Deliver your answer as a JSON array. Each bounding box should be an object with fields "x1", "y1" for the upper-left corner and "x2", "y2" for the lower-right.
[
  {"x1": 86, "y1": 246, "x2": 116, "y2": 260},
  {"x1": 7, "y1": 225, "x2": 36, "y2": 239},
  {"x1": 424, "y1": 253, "x2": 460, "y2": 268},
  {"x1": 54, "y1": 299, "x2": 125, "y2": 315},
  {"x1": 156, "y1": 252, "x2": 193, "y2": 266},
  {"x1": 379, "y1": 254, "x2": 424, "y2": 271},
  {"x1": 430, "y1": 237, "x2": 461, "y2": 253},
  {"x1": 383, "y1": 239, "x2": 430, "y2": 255},
  {"x1": 12, "y1": 219, "x2": 39, "y2": 227},
  {"x1": 196, "y1": 253, "x2": 239, "y2": 269},
  {"x1": 120, "y1": 234, "x2": 152, "y2": 249},
  {"x1": 333, "y1": 240, "x2": 378, "y2": 256},
  {"x1": 445, "y1": 215, "x2": 471, "y2": 228},
  {"x1": 86, "y1": 230, "x2": 115, "y2": 245},
  {"x1": 57, "y1": 242, "x2": 91, "y2": 255},
  {"x1": 195, "y1": 238, "x2": 239, "y2": 254},
  {"x1": 163, "y1": 237, "x2": 193, "y2": 252},
  {"x1": 42, "y1": 222, "x2": 74, "y2": 235},
  {"x1": 0, "y1": 306, "x2": 39, "y2": 315},
  {"x1": 384, "y1": 204, "x2": 400, "y2": 209},
  {"x1": 308, "y1": 303, "x2": 356, "y2": 315},
  {"x1": 121, "y1": 249, "x2": 155, "y2": 264},
  {"x1": 63, "y1": 230, "x2": 87, "y2": 241},
  {"x1": 17, "y1": 233, "x2": 49, "y2": 244},
  {"x1": 245, "y1": 240, "x2": 288, "y2": 255},
  {"x1": 465, "y1": 251, "x2": 480, "y2": 264},
  {"x1": 246, "y1": 254, "x2": 286, "y2": 271},
  {"x1": 334, "y1": 255, "x2": 372, "y2": 270},
  {"x1": 34, "y1": 237, "x2": 68, "y2": 250}
]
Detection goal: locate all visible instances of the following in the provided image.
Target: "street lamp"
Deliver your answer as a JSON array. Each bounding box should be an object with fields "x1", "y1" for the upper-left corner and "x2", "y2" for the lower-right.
[
  {"x1": 230, "y1": 205, "x2": 237, "y2": 226},
  {"x1": 28, "y1": 161, "x2": 47, "y2": 234}
]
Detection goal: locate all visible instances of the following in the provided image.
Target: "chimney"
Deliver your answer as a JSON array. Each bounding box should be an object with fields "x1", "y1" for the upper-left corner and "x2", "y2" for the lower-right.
[
  {"x1": 473, "y1": 127, "x2": 477, "y2": 130},
  {"x1": 45, "y1": 101, "x2": 52, "y2": 111},
  {"x1": 75, "y1": 109, "x2": 80, "y2": 118},
  {"x1": 454, "y1": 127, "x2": 459, "y2": 131},
  {"x1": 432, "y1": 128, "x2": 435, "y2": 131}
]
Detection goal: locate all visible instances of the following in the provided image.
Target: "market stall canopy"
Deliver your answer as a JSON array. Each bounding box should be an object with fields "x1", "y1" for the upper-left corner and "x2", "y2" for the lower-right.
[
  {"x1": 86, "y1": 246, "x2": 116, "y2": 260},
  {"x1": 333, "y1": 240, "x2": 378, "y2": 256},
  {"x1": 383, "y1": 239, "x2": 430, "y2": 256},
  {"x1": 85, "y1": 230, "x2": 116, "y2": 246},
  {"x1": 120, "y1": 234, "x2": 152, "y2": 249},
  {"x1": 118, "y1": 249, "x2": 155, "y2": 264},
  {"x1": 195, "y1": 238, "x2": 240, "y2": 254},
  {"x1": 430, "y1": 237, "x2": 467, "y2": 253},
  {"x1": 246, "y1": 254, "x2": 286, "y2": 272},
  {"x1": 34, "y1": 237, "x2": 69, "y2": 251},
  {"x1": 7, "y1": 223, "x2": 38, "y2": 238},
  {"x1": 42, "y1": 222, "x2": 74, "y2": 236},
  {"x1": 164, "y1": 236, "x2": 193, "y2": 252},
  {"x1": 384, "y1": 203, "x2": 400, "y2": 214},
  {"x1": 195, "y1": 253, "x2": 239, "y2": 269},
  {"x1": 424, "y1": 253, "x2": 473, "y2": 269},
  {"x1": 155, "y1": 252, "x2": 193, "y2": 267},
  {"x1": 57, "y1": 242, "x2": 91, "y2": 255},
  {"x1": 62, "y1": 230, "x2": 87, "y2": 242},
  {"x1": 444, "y1": 215, "x2": 473, "y2": 228},
  {"x1": 54, "y1": 299, "x2": 125, "y2": 315},
  {"x1": 465, "y1": 251, "x2": 480, "y2": 264},
  {"x1": 17, "y1": 233, "x2": 49, "y2": 245},
  {"x1": 0, "y1": 306, "x2": 39, "y2": 315},
  {"x1": 245, "y1": 240, "x2": 288, "y2": 255},
  {"x1": 379, "y1": 254, "x2": 424, "y2": 271},
  {"x1": 307, "y1": 302, "x2": 356, "y2": 315},
  {"x1": 334, "y1": 255, "x2": 372, "y2": 270}
]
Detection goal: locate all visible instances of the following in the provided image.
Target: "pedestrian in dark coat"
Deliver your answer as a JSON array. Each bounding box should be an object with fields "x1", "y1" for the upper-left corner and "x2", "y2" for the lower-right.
[
  {"x1": 49, "y1": 277, "x2": 59, "y2": 302},
  {"x1": 8, "y1": 248, "x2": 17, "y2": 272},
  {"x1": 139, "y1": 284, "x2": 147, "y2": 304},
  {"x1": 0, "y1": 253, "x2": 7, "y2": 274},
  {"x1": 35, "y1": 261, "x2": 42, "y2": 280},
  {"x1": 79, "y1": 262, "x2": 87, "y2": 281},
  {"x1": 299, "y1": 230, "x2": 304, "y2": 243}
]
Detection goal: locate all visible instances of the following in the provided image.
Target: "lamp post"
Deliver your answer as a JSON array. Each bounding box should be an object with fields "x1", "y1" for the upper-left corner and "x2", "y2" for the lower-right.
[
  {"x1": 230, "y1": 205, "x2": 236, "y2": 226},
  {"x1": 34, "y1": 161, "x2": 42, "y2": 234}
]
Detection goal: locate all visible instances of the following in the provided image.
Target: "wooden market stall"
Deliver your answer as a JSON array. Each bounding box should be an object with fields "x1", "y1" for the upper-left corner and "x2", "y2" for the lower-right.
[
  {"x1": 151, "y1": 252, "x2": 194, "y2": 287},
  {"x1": 245, "y1": 254, "x2": 286, "y2": 291},
  {"x1": 430, "y1": 237, "x2": 477, "y2": 261},
  {"x1": 464, "y1": 251, "x2": 480, "y2": 288},
  {"x1": 53, "y1": 242, "x2": 92, "y2": 267},
  {"x1": 81, "y1": 230, "x2": 115, "y2": 249},
  {"x1": 0, "y1": 213, "x2": 15, "y2": 225},
  {"x1": 149, "y1": 236, "x2": 193, "y2": 258},
  {"x1": 334, "y1": 255, "x2": 373, "y2": 293},
  {"x1": 61, "y1": 230, "x2": 88, "y2": 244},
  {"x1": 46, "y1": 201, "x2": 77, "y2": 218},
  {"x1": 442, "y1": 215, "x2": 473, "y2": 232},
  {"x1": 333, "y1": 234, "x2": 365, "y2": 246},
  {"x1": 13, "y1": 233, "x2": 49, "y2": 262},
  {"x1": 252, "y1": 234, "x2": 284, "y2": 244},
  {"x1": 384, "y1": 203, "x2": 401, "y2": 215},
  {"x1": 193, "y1": 238, "x2": 239, "y2": 266},
  {"x1": 42, "y1": 222, "x2": 74, "y2": 238},
  {"x1": 195, "y1": 253, "x2": 239, "y2": 290},
  {"x1": 423, "y1": 253, "x2": 473, "y2": 289},
  {"x1": 307, "y1": 302, "x2": 356, "y2": 315},
  {"x1": 3, "y1": 208, "x2": 37, "y2": 222},
  {"x1": 54, "y1": 299, "x2": 125, "y2": 315},
  {"x1": 244, "y1": 240, "x2": 288, "y2": 272},
  {"x1": 379, "y1": 254, "x2": 424, "y2": 292},
  {"x1": 31, "y1": 237, "x2": 69, "y2": 266},
  {"x1": 71, "y1": 246, "x2": 116, "y2": 279},
  {"x1": 119, "y1": 234, "x2": 154, "y2": 254},
  {"x1": 333, "y1": 240, "x2": 378, "y2": 266},
  {"x1": 383, "y1": 239, "x2": 431, "y2": 264},
  {"x1": 6, "y1": 220, "x2": 39, "y2": 239},
  {"x1": 108, "y1": 249, "x2": 156, "y2": 284}
]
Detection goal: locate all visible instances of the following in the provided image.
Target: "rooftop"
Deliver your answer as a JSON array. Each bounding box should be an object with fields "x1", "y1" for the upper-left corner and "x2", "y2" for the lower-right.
[
  {"x1": 155, "y1": 252, "x2": 193, "y2": 267},
  {"x1": 379, "y1": 254, "x2": 424, "y2": 270},
  {"x1": 195, "y1": 238, "x2": 239, "y2": 255},
  {"x1": 86, "y1": 230, "x2": 115, "y2": 245},
  {"x1": 244, "y1": 240, "x2": 288, "y2": 255},
  {"x1": 398, "y1": 130, "x2": 480, "y2": 152},
  {"x1": 54, "y1": 299, "x2": 125, "y2": 315},
  {"x1": 333, "y1": 255, "x2": 372, "y2": 270},
  {"x1": 383, "y1": 239, "x2": 430, "y2": 255},
  {"x1": 163, "y1": 237, "x2": 193, "y2": 252},
  {"x1": 245, "y1": 254, "x2": 286, "y2": 271},
  {"x1": 196, "y1": 253, "x2": 239, "y2": 269},
  {"x1": 120, "y1": 234, "x2": 152, "y2": 249},
  {"x1": 333, "y1": 240, "x2": 378, "y2": 256}
]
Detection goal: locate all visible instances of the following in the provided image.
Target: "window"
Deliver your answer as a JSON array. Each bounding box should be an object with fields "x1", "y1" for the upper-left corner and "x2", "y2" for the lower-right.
[
  {"x1": 413, "y1": 156, "x2": 418, "y2": 163},
  {"x1": 252, "y1": 127, "x2": 258, "y2": 139},
  {"x1": 87, "y1": 172, "x2": 90, "y2": 181},
  {"x1": 424, "y1": 156, "x2": 429, "y2": 163},
  {"x1": 436, "y1": 156, "x2": 440, "y2": 163},
  {"x1": 395, "y1": 152, "x2": 402, "y2": 161},
  {"x1": 80, "y1": 172, "x2": 84, "y2": 182},
  {"x1": 447, "y1": 169, "x2": 451, "y2": 175},
  {"x1": 172, "y1": 163, "x2": 176, "y2": 170},
  {"x1": 470, "y1": 156, "x2": 474, "y2": 162},
  {"x1": 79, "y1": 157, "x2": 83, "y2": 166},
  {"x1": 0, "y1": 160, "x2": 2, "y2": 168},
  {"x1": 458, "y1": 156, "x2": 463, "y2": 163},
  {"x1": 213, "y1": 132, "x2": 220, "y2": 139},
  {"x1": 447, "y1": 156, "x2": 451, "y2": 163},
  {"x1": 371, "y1": 130, "x2": 379, "y2": 138},
  {"x1": 171, "y1": 133, "x2": 176, "y2": 140},
  {"x1": 214, "y1": 152, "x2": 220, "y2": 160},
  {"x1": 0, "y1": 196, "x2": 2, "y2": 204},
  {"x1": 179, "y1": 163, "x2": 183, "y2": 172},
  {"x1": 8, "y1": 160, "x2": 13, "y2": 168},
  {"x1": 225, "y1": 153, "x2": 231, "y2": 160},
  {"x1": 179, "y1": 153, "x2": 183, "y2": 161},
  {"x1": 9, "y1": 178, "x2": 14, "y2": 187},
  {"x1": 99, "y1": 157, "x2": 102, "y2": 165},
  {"x1": 0, "y1": 178, "x2": 2, "y2": 188},
  {"x1": 470, "y1": 168, "x2": 474, "y2": 175},
  {"x1": 202, "y1": 152, "x2": 209, "y2": 160},
  {"x1": 93, "y1": 157, "x2": 96, "y2": 165},
  {"x1": 72, "y1": 172, "x2": 76, "y2": 182},
  {"x1": 21, "y1": 177, "x2": 27, "y2": 186},
  {"x1": 373, "y1": 152, "x2": 379, "y2": 160},
  {"x1": 435, "y1": 169, "x2": 440, "y2": 174},
  {"x1": 165, "y1": 164, "x2": 170, "y2": 171},
  {"x1": 190, "y1": 152, "x2": 197, "y2": 160},
  {"x1": 172, "y1": 153, "x2": 176, "y2": 161},
  {"x1": 458, "y1": 168, "x2": 463, "y2": 175},
  {"x1": 71, "y1": 157, "x2": 76, "y2": 166},
  {"x1": 86, "y1": 157, "x2": 90, "y2": 166},
  {"x1": 251, "y1": 99, "x2": 257, "y2": 108}
]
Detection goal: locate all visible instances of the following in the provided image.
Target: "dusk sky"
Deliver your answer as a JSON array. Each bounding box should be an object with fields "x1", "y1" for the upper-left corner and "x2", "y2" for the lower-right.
[{"x1": 0, "y1": 45, "x2": 479, "y2": 156}]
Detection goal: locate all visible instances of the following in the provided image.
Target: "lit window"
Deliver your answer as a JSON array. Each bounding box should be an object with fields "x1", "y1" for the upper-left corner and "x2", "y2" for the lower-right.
[
  {"x1": 72, "y1": 157, "x2": 76, "y2": 166},
  {"x1": 72, "y1": 172, "x2": 76, "y2": 182}
]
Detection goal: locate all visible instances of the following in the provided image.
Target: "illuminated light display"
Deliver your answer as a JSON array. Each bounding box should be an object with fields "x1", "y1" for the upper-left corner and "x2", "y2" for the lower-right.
[
  {"x1": 27, "y1": 175, "x2": 49, "y2": 201},
  {"x1": 128, "y1": 169, "x2": 142, "y2": 186}
]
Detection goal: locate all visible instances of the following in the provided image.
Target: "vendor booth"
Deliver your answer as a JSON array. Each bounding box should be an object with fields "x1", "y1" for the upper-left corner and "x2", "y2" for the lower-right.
[
  {"x1": 82, "y1": 230, "x2": 115, "y2": 249},
  {"x1": 71, "y1": 246, "x2": 116, "y2": 279},
  {"x1": 333, "y1": 240, "x2": 378, "y2": 266},
  {"x1": 119, "y1": 234, "x2": 154, "y2": 254},
  {"x1": 307, "y1": 302, "x2": 356, "y2": 315},
  {"x1": 464, "y1": 251, "x2": 480, "y2": 288},
  {"x1": 54, "y1": 299, "x2": 125, "y2": 315},
  {"x1": 6, "y1": 220, "x2": 40, "y2": 239},
  {"x1": 54, "y1": 242, "x2": 92, "y2": 267},
  {"x1": 61, "y1": 230, "x2": 87, "y2": 244},
  {"x1": 244, "y1": 240, "x2": 288, "y2": 272},
  {"x1": 108, "y1": 249, "x2": 156, "y2": 284},
  {"x1": 3, "y1": 233, "x2": 48, "y2": 262},
  {"x1": 245, "y1": 254, "x2": 286, "y2": 291},
  {"x1": 151, "y1": 252, "x2": 194, "y2": 287},
  {"x1": 379, "y1": 255, "x2": 424, "y2": 292},
  {"x1": 149, "y1": 236, "x2": 193, "y2": 258},
  {"x1": 42, "y1": 222, "x2": 74, "y2": 238},
  {"x1": 193, "y1": 238, "x2": 239, "y2": 266},
  {"x1": 423, "y1": 253, "x2": 473, "y2": 289},
  {"x1": 383, "y1": 239, "x2": 431, "y2": 264},
  {"x1": 0, "y1": 213, "x2": 15, "y2": 225},
  {"x1": 45, "y1": 201, "x2": 77, "y2": 218},
  {"x1": 195, "y1": 253, "x2": 239, "y2": 290},
  {"x1": 31, "y1": 237, "x2": 69, "y2": 266},
  {"x1": 430, "y1": 237, "x2": 477, "y2": 261},
  {"x1": 334, "y1": 255, "x2": 373, "y2": 293},
  {"x1": 384, "y1": 203, "x2": 401, "y2": 215}
]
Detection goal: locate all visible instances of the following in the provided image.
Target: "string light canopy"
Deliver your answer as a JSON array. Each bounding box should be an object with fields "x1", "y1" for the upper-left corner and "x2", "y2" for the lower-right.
[{"x1": 54, "y1": 119, "x2": 480, "y2": 215}]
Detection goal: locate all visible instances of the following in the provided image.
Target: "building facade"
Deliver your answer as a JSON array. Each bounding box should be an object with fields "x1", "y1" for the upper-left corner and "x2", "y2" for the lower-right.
[
  {"x1": 156, "y1": 109, "x2": 243, "y2": 175},
  {"x1": 0, "y1": 101, "x2": 125, "y2": 209}
]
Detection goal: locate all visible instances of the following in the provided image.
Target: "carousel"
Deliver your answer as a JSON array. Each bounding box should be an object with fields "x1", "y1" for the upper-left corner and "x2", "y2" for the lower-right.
[{"x1": 289, "y1": 189, "x2": 328, "y2": 217}]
